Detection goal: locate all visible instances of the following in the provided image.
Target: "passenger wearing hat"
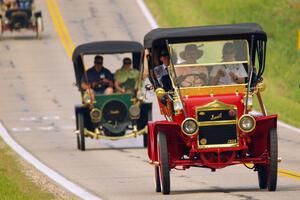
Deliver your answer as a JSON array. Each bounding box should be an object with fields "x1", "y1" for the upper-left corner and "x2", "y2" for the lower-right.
[
  {"x1": 210, "y1": 42, "x2": 247, "y2": 85},
  {"x1": 114, "y1": 57, "x2": 139, "y2": 93},
  {"x1": 81, "y1": 55, "x2": 114, "y2": 94},
  {"x1": 176, "y1": 44, "x2": 208, "y2": 87},
  {"x1": 154, "y1": 49, "x2": 172, "y2": 90}
]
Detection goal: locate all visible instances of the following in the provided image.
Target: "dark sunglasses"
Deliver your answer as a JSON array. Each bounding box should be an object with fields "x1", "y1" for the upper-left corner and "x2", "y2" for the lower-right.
[{"x1": 124, "y1": 62, "x2": 132, "y2": 65}]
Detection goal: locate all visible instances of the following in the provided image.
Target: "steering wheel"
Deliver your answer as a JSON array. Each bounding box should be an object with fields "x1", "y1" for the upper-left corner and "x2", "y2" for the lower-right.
[{"x1": 176, "y1": 73, "x2": 208, "y2": 87}]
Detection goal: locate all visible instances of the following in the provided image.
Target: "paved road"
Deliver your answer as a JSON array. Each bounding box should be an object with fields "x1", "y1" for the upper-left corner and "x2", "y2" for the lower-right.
[{"x1": 0, "y1": 0, "x2": 299, "y2": 199}]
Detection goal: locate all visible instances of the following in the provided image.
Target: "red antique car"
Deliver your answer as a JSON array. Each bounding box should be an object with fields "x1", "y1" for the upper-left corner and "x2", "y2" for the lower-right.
[{"x1": 144, "y1": 23, "x2": 278, "y2": 194}]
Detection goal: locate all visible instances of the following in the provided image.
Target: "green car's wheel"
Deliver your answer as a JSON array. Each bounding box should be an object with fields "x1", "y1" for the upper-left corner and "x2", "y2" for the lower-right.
[
  {"x1": 268, "y1": 128, "x2": 278, "y2": 191},
  {"x1": 257, "y1": 128, "x2": 278, "y2": 191},
  {"x1": 158, "y1": 132, "x2": 170, "y2": 195},
  {"x1": 75, "y1": 114, "x2": 81, "y2": 150},
  {"x1": 78, "y1": 113, "x2": 86, "y2": 151},
  {"x1": 155, "y1": 165, "x2": 161, "y2": 192}
]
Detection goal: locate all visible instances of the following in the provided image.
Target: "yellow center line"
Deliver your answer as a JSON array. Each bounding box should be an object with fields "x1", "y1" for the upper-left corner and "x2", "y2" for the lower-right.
[
  {"x1": 279, "y1": 168, "x2": 300, "y2": 181},
  {"x1": 46, "y1": 0, "x2": 75, "y2": 58},
  {"x1": 46, "y1": 0, "x2": 300, "y2": 182}
]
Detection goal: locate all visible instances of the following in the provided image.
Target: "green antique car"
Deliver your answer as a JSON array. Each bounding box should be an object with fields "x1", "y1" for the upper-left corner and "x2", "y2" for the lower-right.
[{"x1": 72, "y1": 41, "x2": 152, "y2": 151}]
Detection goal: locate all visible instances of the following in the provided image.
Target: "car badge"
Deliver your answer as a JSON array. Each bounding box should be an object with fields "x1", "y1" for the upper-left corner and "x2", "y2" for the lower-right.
[
  {"x1": 210, "y1": 113, "x2": 222, "y2": 120},
  {"x1": 200, "y1": 138, "x2": 207, "y2": 145},
  {"x1": 228, "y1": 109, "x2": 236, "y2": 117},
  {"x1": 110, "y1": 110, "x2": 120, "y2": 114}
]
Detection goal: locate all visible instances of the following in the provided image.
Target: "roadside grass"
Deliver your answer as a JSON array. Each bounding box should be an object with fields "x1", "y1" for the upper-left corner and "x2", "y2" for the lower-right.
[
  {"x1": 145, "y1": 0, "x2": 300, "y2": 127},
  {"x1": 0, "y1": 138, "x2": 55, "y2": 200}
]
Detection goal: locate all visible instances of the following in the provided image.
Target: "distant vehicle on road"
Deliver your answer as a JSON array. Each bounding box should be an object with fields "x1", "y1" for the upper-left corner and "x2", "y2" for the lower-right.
[
  {"x1": 0, "y1": 0, "x2": 43, "y2": 39},
  {"x1": 144, "y1": 23, "x2": 278, "y2": 194},
  {"x1": 72, "y1": 41, "x2": 152, "y2": 151}
]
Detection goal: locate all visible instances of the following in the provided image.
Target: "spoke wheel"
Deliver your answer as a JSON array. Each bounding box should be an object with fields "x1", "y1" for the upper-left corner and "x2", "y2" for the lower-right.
[
  {"x1": 158, "y1": 132, "x2": 170, "y2": 195},
  {"x1": 78, "y1": 113, "x2": 86, "y2": 151},
  {"x1": 154, "y1": 166, "x2": 161, "y2": 192}
]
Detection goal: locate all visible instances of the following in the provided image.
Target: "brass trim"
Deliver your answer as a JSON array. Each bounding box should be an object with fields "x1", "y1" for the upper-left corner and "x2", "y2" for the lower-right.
[
  {"x1": 195, "y1": 100, "x2": 237, "y2": 111},
  {"x1": 197, "y1": 143, "x2": 239, "y2": 149},
  {"x1": 90, "y1": 108, "x2": 102, "y2": 123},
  {"x1": 238, "y1": 114, "x2": 256, "y2": 133},
  {"x1": 82, "y1": 126, "x2": 148, "y2": 141},
  {"x1": 196, "y1": 100, "x2": 239, "y2": 149},
  {"x1": 181, "y1": 118, "x2": 199, "y2": 136},
  {"x1": 180, "y1": 84, "x2": 246, "y2": 96},
  {"x1": 174, "y1": 61, "x2": 248, "y2": 68},
  {"x1": 197, "y1": 120, "x2": 237, "y2": 126}
]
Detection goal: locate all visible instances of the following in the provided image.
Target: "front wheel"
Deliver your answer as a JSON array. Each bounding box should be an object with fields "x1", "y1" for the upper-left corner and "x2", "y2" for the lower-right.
[
  {"x1": 158, "y1": 132, "x2": 170, "y2": 195},
  {"x1": 155, "y1": 166, "x2": 161, "y2": 192},
  {"x1": 257, "y1": 128, "x2": 278, "y2": 191},
  {"x1": 268, "y1": 128, "x2": 278, "y2": 191},
  {"x1": 78, "y1": 113, "x2": 86, "y2": 151}
]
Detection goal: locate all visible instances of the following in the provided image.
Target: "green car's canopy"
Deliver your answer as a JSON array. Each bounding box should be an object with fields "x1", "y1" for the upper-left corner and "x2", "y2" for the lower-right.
[{"x1": 72, "y1": 41, "x2": 143, "y2": 89}]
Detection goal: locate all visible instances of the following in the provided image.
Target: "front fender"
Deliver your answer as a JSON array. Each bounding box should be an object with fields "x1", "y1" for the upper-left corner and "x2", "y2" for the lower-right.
[
  {"x1": 147, "y1": 121, "x2": 181, "y2": 162},
  {"x1": 249, "y1": 114, "x2": 277, "y2": 157}
]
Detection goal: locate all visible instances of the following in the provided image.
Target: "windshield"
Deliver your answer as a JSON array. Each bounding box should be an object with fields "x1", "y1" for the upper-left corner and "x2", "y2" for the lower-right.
[{"x1": 168, "y1": 40, "x2": 249, "y2": 88}]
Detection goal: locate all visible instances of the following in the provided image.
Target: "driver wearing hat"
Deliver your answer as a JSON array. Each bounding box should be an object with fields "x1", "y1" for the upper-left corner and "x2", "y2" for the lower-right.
[{"x1": 176, "y1": 44, "x2": 208, "y2": 87}]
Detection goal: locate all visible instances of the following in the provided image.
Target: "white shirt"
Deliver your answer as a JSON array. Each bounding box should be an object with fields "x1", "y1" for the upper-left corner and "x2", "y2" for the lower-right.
[
  {"x1": 210, "y1": 64, "x2": 248, "y2": 85},
  {"x1": 154, "y1": 64, "x2": 169, "y2": 85}
]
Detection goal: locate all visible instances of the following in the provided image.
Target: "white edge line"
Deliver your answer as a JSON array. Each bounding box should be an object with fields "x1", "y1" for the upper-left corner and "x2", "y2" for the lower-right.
[
  {"x1": 0, "y1": 123, "x2": 102, "y2": 200},
  {"x1": 136, "y1": 0, "x2": 158, "y2": 29},
  {"x1": 136, "y1": 0, "x2": 300, "y2": 133}
]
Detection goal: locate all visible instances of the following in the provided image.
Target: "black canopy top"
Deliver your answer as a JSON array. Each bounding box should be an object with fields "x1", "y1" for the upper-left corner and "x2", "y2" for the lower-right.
[
  {"x1": 72, "y1": 41, "x2": 143, "y2": 89},
  {"x1": 72, "y1": 41, "x2": 143, "y2": 62},
  {"x1": 144, "y1": 23, "x2": 267, "y2": 48}
]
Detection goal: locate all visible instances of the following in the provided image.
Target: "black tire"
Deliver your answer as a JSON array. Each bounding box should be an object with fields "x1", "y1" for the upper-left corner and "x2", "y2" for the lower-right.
[
  {"x1": 257, "y1": 128, "x2": 278, "y2": 191},
  {"x1": 155, "y1": 166, "x2": 161, "y2": 192},
  {"x1": 75, "y1": 114, "x2": 81, "y2": 150},
  {"x1": 78, "y1": 113, "x2": 86, "y2": 151},
  {"x1": 268, "y1": 128, "x2": 278, "y2": 191},
  {"x1": 158, "y1": 132, "x2": 170, "y2": 195},
  {"x1": 257, "y1": 165, "x2": 267, "y2": 189}
]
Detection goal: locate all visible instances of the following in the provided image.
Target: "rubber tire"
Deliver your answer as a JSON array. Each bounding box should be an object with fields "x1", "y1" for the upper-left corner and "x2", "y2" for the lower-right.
[
  {"x1": 78, "y1": 113, "x2": 86, "y2": 151},
  {"x1": 155, "y1": 166, "x2": 161, "y2": 192},
  {"x1": 158, "y1": 132, "x2": 170, "y2": 195},
  {"x1": 257, "y1": 128, "x2": 278, "y2": 191},
  {"x1": 268, "y1": 128, "x2": 278, "y2": 191},
  {"x1": 36, "y1": 17, "x2": 42, "y2": 39},
  {"x1": 257, "y1": 165, "x2": 267, "y2": 189}
]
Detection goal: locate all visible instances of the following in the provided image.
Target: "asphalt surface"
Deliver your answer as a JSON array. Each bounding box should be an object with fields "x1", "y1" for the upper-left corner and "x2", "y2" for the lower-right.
[{"x1": 0, "y1": 0, "x2": 299, "y2": 199}]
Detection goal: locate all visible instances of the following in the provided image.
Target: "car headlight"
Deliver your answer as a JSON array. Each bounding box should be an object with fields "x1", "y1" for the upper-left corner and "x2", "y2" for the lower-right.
[
  {"x1": 173, "y1": 99, "x2": 183, "y2": 111},
  {"x1": 238, "y1": 114, "x2": 256, "y2": 132},
  {"x1": 129, "y1": 104, "x2": 140, "y2": 118},
  {"x1": 83, "y1": 91, "x2": 92, "y2": 104},
  {"x1": 136, "y1": 90, "x2": 144, "y2": 101},
  {"x1": 181, "y1": 118, "x2": 198, "y2": 136},
  {"x1": 90, "y1": 108, "x2": 102, "y2": 123}
]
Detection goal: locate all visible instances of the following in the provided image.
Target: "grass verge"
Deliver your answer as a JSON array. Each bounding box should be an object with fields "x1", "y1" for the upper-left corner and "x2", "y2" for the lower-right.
[
  {"x1": 0, "y1": 138, "x2": 55, "y2": 200},
  {"x1": 145, "y1": 0, "x2": 300, "y2": 127}
]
